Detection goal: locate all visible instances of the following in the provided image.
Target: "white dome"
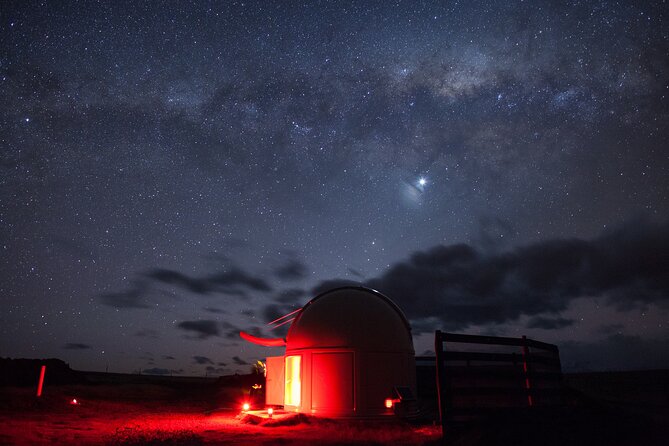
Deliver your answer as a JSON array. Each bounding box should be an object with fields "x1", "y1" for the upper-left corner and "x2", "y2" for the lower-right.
[{"x1": 286, "y1": 287, "x2": 414, "y2": 353}]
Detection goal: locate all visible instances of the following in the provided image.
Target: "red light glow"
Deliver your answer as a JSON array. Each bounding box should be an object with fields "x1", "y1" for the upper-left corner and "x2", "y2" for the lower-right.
[
  {"x1": 242, "y1": 403, "x2": 250, "y2": 412},
  {"x1": 385, "y1": 398, "x2": 400, "y2": 409},
  {"x1": 70, "y1": 398, "x2": 79, "y2": 405},
  {"x1": 36, "y1": 365, "x2": 46, "y2": 397},
  {"x1": 239, "y1": 331, "x2": 286, "y2": 347}
]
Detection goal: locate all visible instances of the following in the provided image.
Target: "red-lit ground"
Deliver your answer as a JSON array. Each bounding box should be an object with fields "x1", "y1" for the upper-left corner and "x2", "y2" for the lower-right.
[
  {"x1": 0, "y1": 384, "x2": 440, "y2": 445},
  {"x1": 2, "y1": 370, "x2": 669, "y2": 445}
]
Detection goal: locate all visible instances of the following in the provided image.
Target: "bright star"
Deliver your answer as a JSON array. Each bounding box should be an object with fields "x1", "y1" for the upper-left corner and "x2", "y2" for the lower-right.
[{"x1": 418, "y1": 177, "x2": 427, "y2": 186}]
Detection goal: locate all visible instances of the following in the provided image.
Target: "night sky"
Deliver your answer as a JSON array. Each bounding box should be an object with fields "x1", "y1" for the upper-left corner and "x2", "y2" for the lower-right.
[{"x1": 2, "y1": 1, "x2": 668, "y2": 376}]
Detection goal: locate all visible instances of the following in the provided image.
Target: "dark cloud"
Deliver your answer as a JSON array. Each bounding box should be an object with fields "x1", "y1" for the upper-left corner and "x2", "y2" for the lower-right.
[
  {"x1": 220, "y1": 321, "x2": 238, "y2": 330},
  {"x1": 100, "y1": 281, "x2": 150, "y2": 309},
  {"x1": 232, "y1": 356, "x2": 248, "y2": 365},
  {"x1": 203, "y1": 307, "x2": 226, "y2": 314},
  {"x1": 162, "y1": 355, "x2": 176, "y2": 360},
  {"x1": 352, "y1": 220, "x2": 669, "y2": 331},
  {"x1": 177, "y1": 320, "x2": 220, "y2": 339},
  {"x1": 256, "y1": 294, "x2": 303, "y2": 337},
  {"x1": 217, "y1": 362, "x2": 227, "y2": 366},
  {"x1": 223, "y1": 320, "x2": 276, "y2": 342},
  {"x1": 100, "y1": 264, "x2": 272, "y2": 312},
  {"x1": 146, "y1": 270, "x2": 209, "y2": 294},
  {"x1": 146, "y1": 266, "x2": 272, "y2": 296},
  {"x1": 219, "y1": 321, "x2": 244, "y2": 339},
  {"x1": 262, "y1": 304, "x2": 285, "y2": 323},
  {"x1": 274, "y1": 288, "x2": 306, "y2": 304},
  {"x1": 347, "y1": 268, "x2": 364, "y2": 279},
  {"x1": 310, "y1": 279, "x2": 362, "y2": 296},
  {"x1": 193, "y1": 355, "x2": 214, "y2": 365},
  {"x1": 63, "y1": 343, "x2": 91, "y2": 350},
  {"x1": 274, "y1": 259, "x2": 307, "y2": 280},
  {"x1": 526, "y1": 316, "x2": 575, "y2": 330}
]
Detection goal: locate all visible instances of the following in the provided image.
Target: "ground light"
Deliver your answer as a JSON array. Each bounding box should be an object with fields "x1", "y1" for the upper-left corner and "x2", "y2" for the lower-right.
[
  {"x1": 267, "y1": 407, "x2": 273, "y2": 418},
  {"x1": 242, "y1": 402, "x2": 250, "y2": 412},
  {"x1": 385, "y1": 398, "x2": 400, "y2": 409}
]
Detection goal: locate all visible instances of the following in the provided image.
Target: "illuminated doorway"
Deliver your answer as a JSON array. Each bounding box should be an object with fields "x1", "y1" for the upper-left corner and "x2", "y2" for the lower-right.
[{"x1": 285, "y1": 355, "x2": 301, "y2": 407}]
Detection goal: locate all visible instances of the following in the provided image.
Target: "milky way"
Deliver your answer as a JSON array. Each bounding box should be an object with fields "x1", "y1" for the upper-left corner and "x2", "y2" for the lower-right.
[{"x1": 1, "y1": 1, "x2": 668, "y2": 375}]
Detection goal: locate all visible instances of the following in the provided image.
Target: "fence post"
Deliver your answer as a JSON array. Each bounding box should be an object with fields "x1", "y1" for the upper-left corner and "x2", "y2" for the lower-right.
[
  {"x1": 435, "y1": 330, "x2": 449, "y2": 433},
  {"x1": 521, "y1": 335, "x2": 533, "y2": 407},
  {"x1": 36, "y1": 365, "x2": 46, "y2": 397}
]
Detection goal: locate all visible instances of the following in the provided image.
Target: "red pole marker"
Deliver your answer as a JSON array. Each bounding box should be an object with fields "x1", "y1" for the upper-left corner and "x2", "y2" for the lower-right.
[{"x1": 36, "y1": 365, "x2": 46, "y2": 397}]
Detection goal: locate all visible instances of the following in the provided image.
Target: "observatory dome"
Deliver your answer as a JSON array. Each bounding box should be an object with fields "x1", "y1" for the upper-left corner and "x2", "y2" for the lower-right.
[
  {"x1": 286, "y1": 287, "x2": 413, "y2": 353},
  {"x1": 256, "y1": 287, "x2": 417, "y2": 417}
]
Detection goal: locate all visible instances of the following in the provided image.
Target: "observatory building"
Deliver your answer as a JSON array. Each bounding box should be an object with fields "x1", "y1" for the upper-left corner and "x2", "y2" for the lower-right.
[{"x1": 241, "y1": 287, "x2": 416, "y2": 418}]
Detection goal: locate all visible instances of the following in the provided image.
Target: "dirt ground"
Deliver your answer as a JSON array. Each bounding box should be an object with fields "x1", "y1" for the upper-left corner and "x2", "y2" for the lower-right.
[
  {"x1": 0, "y1": 384, "x2": 441, "y2": 445},
  {"x1": 2, "y1": 370, "x2": 668, "y2": 445}
]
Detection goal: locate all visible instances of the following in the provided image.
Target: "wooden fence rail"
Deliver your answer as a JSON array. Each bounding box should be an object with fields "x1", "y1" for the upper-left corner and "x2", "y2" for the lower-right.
[{"x1": 435, "y1": 330, "x2": 563, "y2": 432}]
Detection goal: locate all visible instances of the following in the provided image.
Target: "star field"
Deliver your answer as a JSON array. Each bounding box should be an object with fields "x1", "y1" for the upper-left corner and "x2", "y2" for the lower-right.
[{"x1": 1, "y1": 1, "x2": 668, "y2": 375}]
